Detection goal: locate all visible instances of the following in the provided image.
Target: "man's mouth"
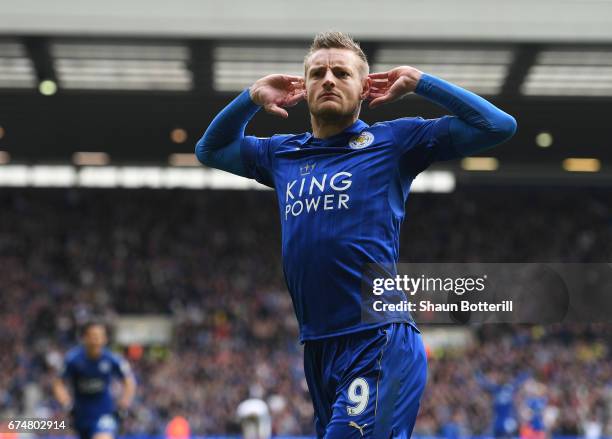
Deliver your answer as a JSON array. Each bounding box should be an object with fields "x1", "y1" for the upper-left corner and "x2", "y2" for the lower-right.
[{"x1": 319, "y1": 92, "x2": 339, "y2": 100}]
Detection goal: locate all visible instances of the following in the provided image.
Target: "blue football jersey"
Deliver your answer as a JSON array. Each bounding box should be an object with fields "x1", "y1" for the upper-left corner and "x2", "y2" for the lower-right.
[
  {"x1": 62, "y1": 346, "x2": 131, "y2": 426},
  {"x1": 197, "y1": 74, "x2": 516, "y2": 343},
  {"x1": 525, "y1": 396, "x2": 547, "y2": 431},
  {"x1": 242, "y1": 116, "x2": 456, "y2": 341}
]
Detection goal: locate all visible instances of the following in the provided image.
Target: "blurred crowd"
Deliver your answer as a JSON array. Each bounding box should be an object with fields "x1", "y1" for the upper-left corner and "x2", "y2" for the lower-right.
[
  {"x1": 0, "y1": 187, "x2": 610, "y2": 437},
  {"x1": 418, "y1": 324, "x2": 611, "y2": 438}
]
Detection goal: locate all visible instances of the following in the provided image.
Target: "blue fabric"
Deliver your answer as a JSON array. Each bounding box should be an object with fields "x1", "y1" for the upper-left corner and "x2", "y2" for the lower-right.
[
  {"x1": 195, "y1": 74, "x2": 516, "y2": 342},
  {"x1": 526, "y1": 396, "x2": 547, "y2": 431},
  {"x1": 62, "y1": 346, "x2": 131, "y2": 429},
  {"x1": 304, "y1": 323, "x2": 427, "y2": 438},
  {"x1": 195, "y1": 89, "x2": 260, "y2": 177},
  {"x1": 239, "y1": 117, "x2": 431, "y2": 340},
  {"x1": 415, "y1": 72, "x2": 517, "y2": 155},
  {"x1": 475, "y1": 371, "x2": 529, "y2": 436},
  {"x1": 75, "y1": 414, "x2": 119, "y2": 439}
]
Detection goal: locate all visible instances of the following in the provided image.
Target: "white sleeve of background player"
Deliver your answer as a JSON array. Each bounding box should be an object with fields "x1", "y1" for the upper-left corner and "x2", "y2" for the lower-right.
[{"x1": 112, "y1": 355, "x2": 133, "y2": 379}]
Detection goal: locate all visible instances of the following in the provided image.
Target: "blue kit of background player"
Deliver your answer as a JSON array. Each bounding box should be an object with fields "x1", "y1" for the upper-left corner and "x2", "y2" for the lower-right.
[
  {"x1": 53, "y1": 322, "x2": 136, "y2": 439},
  {"x1": 196, "y1": 31, "x2": 516, "y2": 438}
]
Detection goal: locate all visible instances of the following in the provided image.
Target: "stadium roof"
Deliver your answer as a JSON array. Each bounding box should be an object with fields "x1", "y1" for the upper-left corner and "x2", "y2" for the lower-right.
[{"x1": 0, "y1": 36, "x2": 610, "y2": 185}]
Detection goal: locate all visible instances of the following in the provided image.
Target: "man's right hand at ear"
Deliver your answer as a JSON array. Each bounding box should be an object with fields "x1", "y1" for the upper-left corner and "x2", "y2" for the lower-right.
[{"x1": 249, "y1": 74, "x2": 306, "y2": 118}]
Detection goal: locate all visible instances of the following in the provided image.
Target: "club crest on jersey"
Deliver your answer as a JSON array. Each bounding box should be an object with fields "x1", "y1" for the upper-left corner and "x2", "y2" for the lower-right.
[
  {"x1": 99, "y1": 360, "x2": 111, "y2": 373},
  {"x1": 349, "y1": 131, "x2": 374, "y2": 149}
]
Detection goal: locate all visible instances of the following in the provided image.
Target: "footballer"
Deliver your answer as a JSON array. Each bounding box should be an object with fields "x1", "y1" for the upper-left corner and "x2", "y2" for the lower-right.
[
  {"x1": 196, "y1": 31, "x2": 516, "y2": 438},
  {"x1": 53, "y1": 321, "x2": 136, "y2": 439}
]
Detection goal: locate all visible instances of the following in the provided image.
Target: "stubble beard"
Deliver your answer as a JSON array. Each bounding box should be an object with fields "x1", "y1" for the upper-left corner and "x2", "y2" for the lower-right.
[{"x1": 310, "y1": 100, "x2": 360, "y2": 124}]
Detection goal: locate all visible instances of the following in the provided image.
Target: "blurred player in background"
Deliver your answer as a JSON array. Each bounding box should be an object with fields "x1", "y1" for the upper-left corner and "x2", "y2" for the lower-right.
[
  {"x1": 519, "y1": 379, "x2": 549, "y2": 439},
  {"x1": 196, "y1": 31, "x2": 516, "y2": 438},
  {"x1": 475, "y1": 369, "x2": 530, "y2": 438},
  {"x1": 52, "y1": 321, "x2": 136, "y2": 439}
]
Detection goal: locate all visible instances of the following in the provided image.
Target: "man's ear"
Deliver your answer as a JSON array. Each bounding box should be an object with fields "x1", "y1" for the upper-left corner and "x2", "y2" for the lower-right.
[{"x1": 361, "y1": 76, "x2": 371, "y2": 100}]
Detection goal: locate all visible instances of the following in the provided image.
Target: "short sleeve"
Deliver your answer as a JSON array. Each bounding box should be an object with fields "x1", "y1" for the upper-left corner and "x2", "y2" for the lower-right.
[
  {"x1": 240, "y1": 135, "x2": 276, "y2": 188},
  {"x1": 387, "y1": 115, "x2": 457, "y2": 176},
  {"x1": 111, "y1": 355, "x2": 132, "y2": 379}
]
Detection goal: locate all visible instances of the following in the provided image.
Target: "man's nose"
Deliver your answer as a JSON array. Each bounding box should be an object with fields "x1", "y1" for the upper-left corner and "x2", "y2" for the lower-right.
[{"x1": 323, "y1": 70, "x2": 336, "y2": 88}]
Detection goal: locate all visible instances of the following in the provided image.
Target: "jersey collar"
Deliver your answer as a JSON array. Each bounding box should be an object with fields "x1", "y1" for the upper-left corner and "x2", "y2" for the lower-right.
[{"x1": 298, "y1": 119, "x2": 369, "y2": 146}]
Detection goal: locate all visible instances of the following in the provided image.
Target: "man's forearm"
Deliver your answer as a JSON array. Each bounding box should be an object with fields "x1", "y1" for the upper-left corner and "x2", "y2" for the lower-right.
[
  {"x1": 415, "y1": 73, "x2": 517, "y2": 153},
  {"x1": 52, "y1": 379, "x2": 71, "y2": 409},
  {"x1": 118, "y1": 376, "x2": 136, "y2": 409},
  {"x1": 195, "y1": 88, "x2": 261, "y2": 175}
]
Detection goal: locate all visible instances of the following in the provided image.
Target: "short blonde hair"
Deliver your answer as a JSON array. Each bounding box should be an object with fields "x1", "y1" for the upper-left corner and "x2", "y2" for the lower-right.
[{"x1": 304, "y1": 31, "x2": 369, "y2": 76}]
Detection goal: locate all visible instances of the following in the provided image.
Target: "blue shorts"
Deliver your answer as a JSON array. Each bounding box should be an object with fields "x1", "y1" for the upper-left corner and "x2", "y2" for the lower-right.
[
  {"x1": 74, "y1": 413, "x2": 118, "y2": 439},
  {"x1": 304, "y1": 323, "x2": 427, "y2": 438}
]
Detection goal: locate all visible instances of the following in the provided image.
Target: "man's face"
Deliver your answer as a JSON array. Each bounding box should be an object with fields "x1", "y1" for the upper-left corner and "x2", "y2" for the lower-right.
[
  {"x1": 82, "y1": 325, "x2": 107, "y2": 355},
  {"x1": 305, "y1": 48, "x2": 369, "y2": 121}
]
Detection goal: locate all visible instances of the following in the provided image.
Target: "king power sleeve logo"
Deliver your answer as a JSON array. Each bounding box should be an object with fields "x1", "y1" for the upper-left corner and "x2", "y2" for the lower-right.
[{"x1": 284, "y1": 163, "x2": 352, "y2": 219}]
